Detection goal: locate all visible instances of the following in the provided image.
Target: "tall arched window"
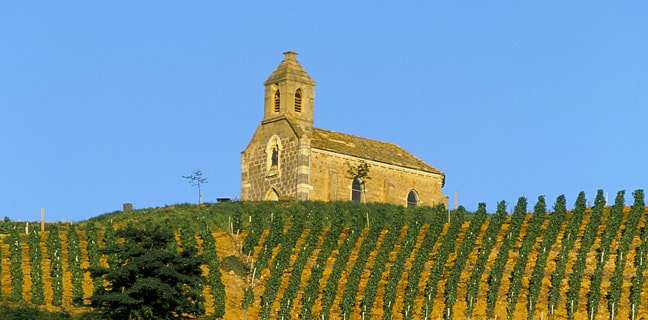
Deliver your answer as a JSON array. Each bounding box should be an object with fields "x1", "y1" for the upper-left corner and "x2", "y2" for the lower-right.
[
  {"x1": 274, "y1": 89, "x2": 280, "y2": 112},
  {"x1": 351, "y1": 177, "x2": 362, "y2": 202},
  {"x1": 294, "y1": 89, "x2": 302, "y2": 113},
  {"x1": 407, "y1": 190, "x2": 419, "y2": 207}
]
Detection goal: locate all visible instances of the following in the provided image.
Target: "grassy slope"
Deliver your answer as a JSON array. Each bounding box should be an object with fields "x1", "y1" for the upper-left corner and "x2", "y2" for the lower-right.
[{"x1": 0, "y1": 201, "x2": 647, "y2": 319}]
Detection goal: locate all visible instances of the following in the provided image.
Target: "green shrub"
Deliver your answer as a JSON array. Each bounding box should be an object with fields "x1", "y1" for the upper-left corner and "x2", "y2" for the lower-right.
[{"x1": 220, "y1": 255, "x2": 249, "y2": 276}]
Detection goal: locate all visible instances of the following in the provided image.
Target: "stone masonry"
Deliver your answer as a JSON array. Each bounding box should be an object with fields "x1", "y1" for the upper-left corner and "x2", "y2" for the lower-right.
[{"x1": 241, "y1": 52, "x2": 447, "y2": 207}]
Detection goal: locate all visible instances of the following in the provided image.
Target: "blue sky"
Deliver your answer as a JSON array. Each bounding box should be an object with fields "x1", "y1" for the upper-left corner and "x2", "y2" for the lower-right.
[{"x1": 1, "y1": 2, "x2": 647, "y2": 221}]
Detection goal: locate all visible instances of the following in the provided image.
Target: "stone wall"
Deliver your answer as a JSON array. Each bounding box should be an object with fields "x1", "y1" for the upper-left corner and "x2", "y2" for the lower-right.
[
  {"x1": 309, "y1": 149, "x2": 447, "y2": 207},
  {"x1": 241, "y1": 118, "x2": 301, "y2": 200}
]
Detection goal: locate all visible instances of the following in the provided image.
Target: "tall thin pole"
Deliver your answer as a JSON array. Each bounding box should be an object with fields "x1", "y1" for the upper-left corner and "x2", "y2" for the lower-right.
[
  {"x1": 454, "y1": 190, "x2": 458, "y2": 210},
  {"x1": 40, "y1": 208, "x2": 45, "y2": 232}
]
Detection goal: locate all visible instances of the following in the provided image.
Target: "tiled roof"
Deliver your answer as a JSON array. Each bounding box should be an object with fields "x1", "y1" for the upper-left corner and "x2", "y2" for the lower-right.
[{"x1": 310, "y1": 128, "x2": 443, "y2": 175}]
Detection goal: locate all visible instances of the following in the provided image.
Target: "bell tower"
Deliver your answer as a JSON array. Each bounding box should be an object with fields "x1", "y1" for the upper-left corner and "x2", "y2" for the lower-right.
[{"x1": 263, "y1": 51, "x2": 316, "y2": 133}]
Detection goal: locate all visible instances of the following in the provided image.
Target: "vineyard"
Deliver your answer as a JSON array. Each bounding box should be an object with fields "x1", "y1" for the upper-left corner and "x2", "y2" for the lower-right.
[{"x1": 1, "y1": 190, "x2": 648, "y2": 319}]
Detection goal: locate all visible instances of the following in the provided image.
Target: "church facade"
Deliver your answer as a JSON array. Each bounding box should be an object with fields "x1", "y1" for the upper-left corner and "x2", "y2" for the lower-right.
[{"x1": 241, "y1": 52, "x2": 447, "y2": 207}]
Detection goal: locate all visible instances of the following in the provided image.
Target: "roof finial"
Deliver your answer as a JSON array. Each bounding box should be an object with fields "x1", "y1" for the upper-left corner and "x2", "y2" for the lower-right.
[{"x1": 283, "y1": 51, "x2": 298, "y2": 60}]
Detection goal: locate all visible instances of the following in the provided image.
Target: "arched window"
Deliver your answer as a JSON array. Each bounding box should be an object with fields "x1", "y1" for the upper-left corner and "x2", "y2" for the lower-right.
[
  {"x1": 274, "y1": 89, "x2": 280, "y2": 112},
  {"x1": 407, "y1": 190, "x2": 419, "y2": 207},
  {"x1": 351, "y1": 177, "x2": 362, "y2": 202},
  {"x1": 294, "y1": 89, "x2": 302, "y2": 113}
]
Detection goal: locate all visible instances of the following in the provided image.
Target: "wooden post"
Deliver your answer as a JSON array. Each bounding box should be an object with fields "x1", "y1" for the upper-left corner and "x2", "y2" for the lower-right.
[{"x1": 40, "y1": 208, "x2": 45, "y2": 232}]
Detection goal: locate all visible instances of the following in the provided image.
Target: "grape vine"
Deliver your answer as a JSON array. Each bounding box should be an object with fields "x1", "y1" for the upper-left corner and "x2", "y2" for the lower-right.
[
  {"x1": 505, "y1": 196, "x2": 546, "y2": 319},
  {"x1": 586, "y1": 191, "x2": 625, "y2": 319},
  {"x1": 566, "y1": 190, "x2": 605, "y2": 320},
  {"x1": 29, "y1": 228, "x2": 44, "y2": 305},
  {"x1": 67, "y1": 224, "x2": 84, "y2": 305},
  {"x1": 421, "y1": 204, "x2": 464, "y2": 318},
  {"x1": 465, "y1": 201, "x2": 508, "y2": 318},
  {"x1": 47, "y1": 224, "x2": 63, "y2": 306},
  {"x1": 486, "y1": 197, "x2": 527, "y2": 318},
  {"x1": 9, "y1": 224, "x2": 23, "y2": 301},
  {"x1": 444, "y1": 205, "x2": 484, "y2": 319},
  {"x1": 548, "y1": 192, "x2": 586, "y2": 316},
  {"x1": 526, "y1": 195, "x2": 566, "y2": 319},
  {"x1": 200, "y1": 227, "x2": 226, "y2": 318},
  {"x1": 401, "y1": 205, "x2": 446, "y2": 319},
  {"x1": 382, "y1": 213, "x2": 424, "y2": 319}
]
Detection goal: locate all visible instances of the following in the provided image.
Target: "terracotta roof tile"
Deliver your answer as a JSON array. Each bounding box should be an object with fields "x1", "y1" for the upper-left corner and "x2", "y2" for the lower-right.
[{"x1": 310, "y1": 128, "x2": 443, "y2": 175}]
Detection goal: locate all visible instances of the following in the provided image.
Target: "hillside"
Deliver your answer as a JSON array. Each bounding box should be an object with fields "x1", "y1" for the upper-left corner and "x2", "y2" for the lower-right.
[{"x1": 1, "y1": 190, "x2": 647, "y2": 319}]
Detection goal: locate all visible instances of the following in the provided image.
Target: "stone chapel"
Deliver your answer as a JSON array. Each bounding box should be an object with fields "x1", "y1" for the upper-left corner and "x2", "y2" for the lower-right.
[{"x1": 241, "y1": 52, "x2": 447, "y2": 207}]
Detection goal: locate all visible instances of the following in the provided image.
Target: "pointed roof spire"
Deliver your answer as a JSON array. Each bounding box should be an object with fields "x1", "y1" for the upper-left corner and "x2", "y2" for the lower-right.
[{"x1": 264, "y1": 51, "x2": 316, "y2": 86}]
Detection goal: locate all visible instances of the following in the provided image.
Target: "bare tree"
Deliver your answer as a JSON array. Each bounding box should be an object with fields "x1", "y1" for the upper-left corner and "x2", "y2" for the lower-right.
[{"x1": 183, "y1": 169, "x2": 208, "y2": 204}]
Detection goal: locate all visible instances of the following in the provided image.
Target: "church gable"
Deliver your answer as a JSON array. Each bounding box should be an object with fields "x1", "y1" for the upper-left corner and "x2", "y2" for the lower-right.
[{"x1": 241, "y1": 119, "x2": 301, "y2": 201}]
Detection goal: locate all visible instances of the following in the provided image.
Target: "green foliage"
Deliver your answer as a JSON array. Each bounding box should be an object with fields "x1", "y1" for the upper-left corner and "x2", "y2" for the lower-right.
[
  {"x1": 320, "y1": 208, "x2": 364, "y2": 319},
  {"x1": 587, "y1": 191, "x2": 625, "y2": 318},
  {"x1": 242, "y1": 286, "x2": 254, "y2": 310},
  {"x1": 231, "y1": 206, "x2": 242, "y2": 234},
  {"x1": 102, "y1": 223, "x2": 118, "y2": 268},
  {"x1": 421, "y1": 203, "x2": 464, "y2": 318},
  {"x1": 46, "y1": 224, "x2": 63, "y2": 306},
  {"x1": 29, "y1": 229, "x2": 45, "y2": 305},
  {"x1": 300, "y1": 206, "x2": 347, "y2": 319},
  {"x1": 548, "y1": 192, "x2": 586, "y2": 316},
  {"x1": 242, "y1": 209, "x2": 263, "y2": 256},
  {"x1": 630, "y1": 189, "x2": 647, "y2": 319},
  {"x1": 85, "y1": 223, "x2": 102, "y2": 292},
  {"x1": 486, "y1": 197, "x2": 527, "y2": 318},
  {"x1": 465, "y1": 200, "x2": 508, "y2": 318},
  {"x1": 361, "y1": 206, "x2": 405, "y2": 318},
  {"x1": 200, "y1": 228, "x2": 226, "y2": 318},
  {"x1": 445, "y1": 204, "x2": 486, "y2": 319},
  {"x1": 566, "y1": 190, "x2": 604, "y2": 320},
  {"x1": 506, "y1": 196, "x2": 546, "y2": 320},
  {"x1": 260, "y1": 208, "x2": 307, "y2": 319},
  {"x1": 278, "y1": 205, "x2": 324, "y2": 319},
  {"x1": 67, "y1": 224, "x2": 84, "y2": 306},
  {"x1": 608, "y1": 189, "x2": 642, "y2": 317},
  {"x1": 9, "y1": 224, "x2": 23, "y2": 301},
  {"x1": 0, "y1": 241, "x2": 2, "y2": 300},
  {"x1": 526, "y1": 195, "x2": 567, "y2": 319},
  {"x1": 382, "y1": 211, "x2": 425, "y2": 319},
  {"x1": 220, "y1": 255, "x2": 249, "y2": 277},
  {"x1": 339, "y1": 206, "x2": 386, "y2": 318},
  {"x1": 250, "y1": 211, "x2": 284, "y2": 284},
  {"x1": 346, "y1": 160, "x2": 371, "y2": 185},
  {"x1": 89, "y1": 224, "x2": 206, "y2": 320},
  {"x1": 0, "y1": 304, "x2": 74, "y2": 320},
  {"x1": 402, "y1": 205, "x2": 446, "y2": 319}
]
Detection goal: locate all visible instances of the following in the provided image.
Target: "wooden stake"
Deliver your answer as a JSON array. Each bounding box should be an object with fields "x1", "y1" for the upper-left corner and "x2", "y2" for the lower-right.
[{"x1": 40, "y1": 208, "x2": 45, "y2": 232}]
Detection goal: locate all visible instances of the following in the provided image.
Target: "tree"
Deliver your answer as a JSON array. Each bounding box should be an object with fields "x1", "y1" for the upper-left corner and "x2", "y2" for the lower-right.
[
  {"x1": 346, "y1": 160, "x2": 371, "y2": 202},
  {"x1": 89, "y1": 224, "x2": 205, "y2": 320},
  {"x1": 182, "y1": 169, "x2": 208, "y2": 204}
]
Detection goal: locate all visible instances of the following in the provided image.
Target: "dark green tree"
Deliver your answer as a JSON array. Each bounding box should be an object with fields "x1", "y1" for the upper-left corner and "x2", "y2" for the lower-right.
[{"x1": 89, "y1": 225, "x2": 206, "y2": 320}]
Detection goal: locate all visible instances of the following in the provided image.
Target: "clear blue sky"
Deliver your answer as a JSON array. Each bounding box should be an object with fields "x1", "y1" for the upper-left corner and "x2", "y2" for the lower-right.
[{"x1": 1, "y1": 2, "x2": 647, "y2": 221}]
